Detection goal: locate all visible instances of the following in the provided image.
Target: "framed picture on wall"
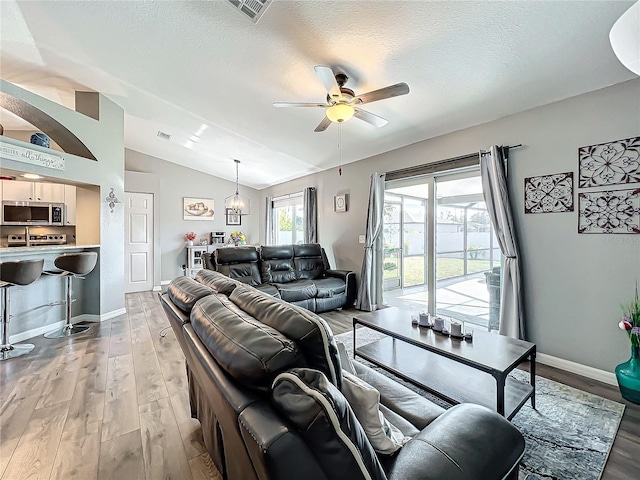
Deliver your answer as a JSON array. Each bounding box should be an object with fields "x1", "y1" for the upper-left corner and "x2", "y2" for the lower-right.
[
  {"x1": 226, "y1": 208, "x2": 241, "y2": 226},
  {"x1": 184, "y1": 197, "x2": 214, "y2": 220}
]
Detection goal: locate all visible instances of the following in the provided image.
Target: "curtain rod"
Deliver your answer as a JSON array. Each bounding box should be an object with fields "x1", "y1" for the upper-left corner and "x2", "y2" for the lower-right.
[{"x1": 480, "y1": 144, "x2": 522, "y2": 156}]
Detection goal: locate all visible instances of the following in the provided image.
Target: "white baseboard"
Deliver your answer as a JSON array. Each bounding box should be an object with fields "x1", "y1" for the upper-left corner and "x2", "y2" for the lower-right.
[
  {"x1": 101, "y1": 308, "x2": 127, "y2": 321},
  {"x1": 160, "y1": 280, "x2": 171, "y2": 286},
  {"x1": 152, "y1": 286, "x2": 162, "y2": 292},
  {"x1": 537, "y1": 353, "x2": 617, "y2": 386},
  {"x1": 9, "y1": 308, "x2": 127, "y2": 343}
]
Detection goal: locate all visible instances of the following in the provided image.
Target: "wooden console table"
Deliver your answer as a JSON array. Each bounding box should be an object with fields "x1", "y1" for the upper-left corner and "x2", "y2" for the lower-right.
[{"x1": 353, "y1": 308, "x2": 536, "y2": 420}]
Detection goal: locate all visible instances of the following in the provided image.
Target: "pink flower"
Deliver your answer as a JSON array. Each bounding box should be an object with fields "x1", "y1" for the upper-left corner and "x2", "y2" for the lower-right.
[{"x1": 619, "y1": 319, "x2": 632, "y2": 331}]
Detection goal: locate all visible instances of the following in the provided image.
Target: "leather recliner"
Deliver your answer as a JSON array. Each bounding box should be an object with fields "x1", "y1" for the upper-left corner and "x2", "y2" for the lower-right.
[
  {"x1": 159, "y1": 271, "x2": 525, "y2": 480},
  {"x1": 204, "y1": 243, "x2": 356, "y2": 313}
]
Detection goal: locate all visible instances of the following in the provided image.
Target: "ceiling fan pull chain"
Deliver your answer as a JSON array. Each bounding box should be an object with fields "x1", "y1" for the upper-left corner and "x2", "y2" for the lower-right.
[{"x1": 338, "y1": 122, "x2": 342, "y2": 176}]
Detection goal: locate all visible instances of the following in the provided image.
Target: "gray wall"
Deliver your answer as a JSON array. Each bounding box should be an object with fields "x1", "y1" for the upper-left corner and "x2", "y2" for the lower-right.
[
  {"x1": 1, "y1": 79, "x2": 125, "y2": 320},
  {"x1": 261, "y1": 78, "x2": 640, "y2": 372},
  {"x1": 125, "y1": 149, "x2": 260, "y2": 282}
]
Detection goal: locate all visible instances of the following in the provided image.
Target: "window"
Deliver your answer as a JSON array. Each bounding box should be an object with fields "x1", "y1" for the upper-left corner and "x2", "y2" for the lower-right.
[{"x1": 270, "y1": 192, "x2": 305, "y2": 245}]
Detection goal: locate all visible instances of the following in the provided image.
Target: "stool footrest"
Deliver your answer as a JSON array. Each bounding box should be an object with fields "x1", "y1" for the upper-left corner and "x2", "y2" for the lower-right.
[{"x1": 44, "y1": 324, "x2": 90, "y2": 339}]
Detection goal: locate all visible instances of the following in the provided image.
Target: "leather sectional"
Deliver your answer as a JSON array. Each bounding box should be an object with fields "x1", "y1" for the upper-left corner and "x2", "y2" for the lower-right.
[
  {"x1": 202, "y1": 243, "x2": 356, "y2": 313},
  {"x1": 160, "y1": 270, "x2": 525, "y2": 480}
]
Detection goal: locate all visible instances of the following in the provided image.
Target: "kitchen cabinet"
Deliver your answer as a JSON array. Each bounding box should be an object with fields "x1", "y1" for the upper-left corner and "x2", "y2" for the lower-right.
[
  {"x1": 64, "y1": 185, "x2": 76, "y2": 225},
  {"x1": 2, "y1": 180, "x2": 64, "y2": 203}
]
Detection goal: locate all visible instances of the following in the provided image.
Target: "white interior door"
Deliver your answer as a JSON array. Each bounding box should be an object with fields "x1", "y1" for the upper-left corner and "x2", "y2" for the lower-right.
[{"x1": 125, "y1": 192, "x2": 154, "y2": 293}]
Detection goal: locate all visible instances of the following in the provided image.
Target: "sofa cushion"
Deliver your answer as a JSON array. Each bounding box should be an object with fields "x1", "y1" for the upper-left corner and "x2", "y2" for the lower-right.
[
  {"x1": 341, "y1": 371, "x2": 411, "y2": 455},
  {"x1": 255, "y1": 283, "x2": 281, "y2": 298},
  {"x1": 260, "y1": 245, "x2": 297, "y2": 283},
  {"x1": 190, "y1": 294, "x2": 304, "y2": 392},
  {"x1": 313, "y1": 277, "x2": 347, "y2": 298},
  {"x1": 215, "y1": 246, "x2": 262, "y2": 286},
  {"x1": 167, "y1": 276, "x2": 214, "y2": 314},
  {"x1": 293, "y1": 244, "x2": 325, "y2": 280},
  {"x1": 229, "y1": 286, "x2": 342, "y2": 389},
  {"x1": 352, "y1": 361, "x2": 445, "y2": 431},
  {"x1": 271, "y1": 280, "x2": 318, "y2": 302},
  {"x1": 195, "y1": 269, "x2": 241, "y2": 295},
  {"x1": 272, "y1": 368, "x2": 386, "y2": 480}
]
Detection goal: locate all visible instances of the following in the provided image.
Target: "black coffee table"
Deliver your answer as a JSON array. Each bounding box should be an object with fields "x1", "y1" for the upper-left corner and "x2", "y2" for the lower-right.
[{"x1": 353, "y1": 307, "x2": 536, "y2": 420}]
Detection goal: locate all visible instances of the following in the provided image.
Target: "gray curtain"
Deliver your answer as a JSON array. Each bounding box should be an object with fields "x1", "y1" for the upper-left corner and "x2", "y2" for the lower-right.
[
  {"x1": 265, "y1": 196, "x2": 274, "y2": 245},
  {"x1": 303, "y1": 187, "x2": 317, "y2": 243},
  {"x1": 480, "y1": 145, "x2": 526, "y2": 340},
  {"x1": 355, "y1": 173, "x2": 386, "y2": 311}
]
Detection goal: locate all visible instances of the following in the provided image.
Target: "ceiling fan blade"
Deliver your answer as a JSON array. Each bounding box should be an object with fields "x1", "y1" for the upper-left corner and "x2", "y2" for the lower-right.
[
  {"x1": 353, "y1": 108, "x2": 388, "y2": 128},
  {"x1": 314, "y1": 65, "x2": 341, "y2": 99},
  {"x1": 273, "y1": 102, "x2": 328, "y2": 108},
  {"x1": 314, "y1": 116, "x2": 332, "y2": 132},
  {"x1": 353, "y1": 82, "x2": 410, "y2": 105}
]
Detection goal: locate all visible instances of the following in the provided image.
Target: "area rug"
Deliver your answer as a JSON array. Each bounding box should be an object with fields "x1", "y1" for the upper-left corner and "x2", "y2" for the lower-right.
[{"x1": 334, "y1": 330, "x2": 625, "y2": 480}]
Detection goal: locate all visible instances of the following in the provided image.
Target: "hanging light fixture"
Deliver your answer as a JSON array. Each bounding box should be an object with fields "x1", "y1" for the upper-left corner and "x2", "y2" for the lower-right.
[
  {"x1": 610, "y1": 1, "x2": 639, "y2": 75},
  {"x1": 225, "y1": 159, "x2": 251, "y2": 215}
]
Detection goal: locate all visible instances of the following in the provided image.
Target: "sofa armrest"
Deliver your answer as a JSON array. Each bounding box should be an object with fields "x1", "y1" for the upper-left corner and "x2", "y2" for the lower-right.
[
  {"x1": 239, "y1": 402, "x2": 328, "y2": 480},
  {"x1": 386, "y1": 404, "x2": 524, "y2": 480},
  {"x1": 325, "y1": 270, "x2": 357, "y2": 307}
]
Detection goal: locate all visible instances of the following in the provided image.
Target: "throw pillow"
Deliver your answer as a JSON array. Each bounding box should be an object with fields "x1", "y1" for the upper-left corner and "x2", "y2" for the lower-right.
[
  {"x1": 336, "y1": 341, "x2": 356, "y2": 375},
  {"x1": 272, "y1": 368, "x2": 386, "y2": 480},
  {"x1": 341, "y1": 371, "x2": 412, "y2": 455}
]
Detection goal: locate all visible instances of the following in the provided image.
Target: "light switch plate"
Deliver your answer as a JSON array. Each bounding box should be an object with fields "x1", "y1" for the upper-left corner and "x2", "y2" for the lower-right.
[{"x1": 358, "y1": 235, "x2": 366, "y2": 244}]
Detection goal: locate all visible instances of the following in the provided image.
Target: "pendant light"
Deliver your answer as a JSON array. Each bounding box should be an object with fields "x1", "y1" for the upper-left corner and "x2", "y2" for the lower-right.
[{"x1": 225, "y1": 159, "x2": 251, "y2": 215}]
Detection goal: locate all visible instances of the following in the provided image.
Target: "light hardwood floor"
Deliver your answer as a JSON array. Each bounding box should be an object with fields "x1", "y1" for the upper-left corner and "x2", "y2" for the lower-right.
[{"x1": 1, "y1": 292, "x2": 638, "y2": 480}]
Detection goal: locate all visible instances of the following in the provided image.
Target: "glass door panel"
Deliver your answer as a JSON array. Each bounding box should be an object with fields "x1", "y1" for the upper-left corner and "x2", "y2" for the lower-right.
[
  {"x1": 383, "y1": 194, "x2": 402, "y2": 290},
  {"x1": 402, "y1": 197, "x2": 426, "y2": 287},
  {"x1": 435, "y1": 173, "x2": 496, "y2": 330}
]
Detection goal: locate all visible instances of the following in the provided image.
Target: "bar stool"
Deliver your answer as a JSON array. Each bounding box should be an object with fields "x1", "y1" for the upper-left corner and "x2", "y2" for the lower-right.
[
  {"x1": 44, "y1": 252, "x2": 98, "y2": 339},
  {"x1": 0, "y1": 258, "x2": 45, "y2": 361}
]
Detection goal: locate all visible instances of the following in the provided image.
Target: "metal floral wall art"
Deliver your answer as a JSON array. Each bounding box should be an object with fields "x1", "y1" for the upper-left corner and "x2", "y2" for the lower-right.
[
  {"x1": 524, "y1": 172, "x2": 574, "y2": 214},
  {"x1": 578, "y1": 136, "x2": 640, "y2": 188},
  {"x1": 578, "y1": 188, "x2": 640, "y2": 234}
]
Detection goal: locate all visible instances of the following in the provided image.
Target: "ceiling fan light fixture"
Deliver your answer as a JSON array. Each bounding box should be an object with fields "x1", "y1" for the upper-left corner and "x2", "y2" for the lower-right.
[
  {"x1": 326, "y1": 103, "x2": 355, "y2": 123},
  {"x1": 224, "y1": 159, "x2": 251, "y2": 215}
]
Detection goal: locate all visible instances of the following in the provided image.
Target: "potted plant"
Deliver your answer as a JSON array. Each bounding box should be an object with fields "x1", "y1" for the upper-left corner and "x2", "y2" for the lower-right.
[
  {"x1": 229, "y1": 231, "x2": 246, "y2": 247},
  {"x1": 616, "y1": 284, "x2": 640, "y2": 404}
]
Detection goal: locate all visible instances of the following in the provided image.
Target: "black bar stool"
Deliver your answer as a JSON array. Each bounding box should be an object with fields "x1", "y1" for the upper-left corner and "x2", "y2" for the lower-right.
[
  {"x1": 0, "y1": 258, "x2": 45, "y2": 361},
  {"x1": 44, "y1": 252, "x2": 98, "y2": 339}
]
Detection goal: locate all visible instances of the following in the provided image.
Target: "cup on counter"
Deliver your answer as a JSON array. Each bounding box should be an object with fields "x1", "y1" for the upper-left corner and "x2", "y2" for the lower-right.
[{"x1": 411, "y1": 313, "x2": 419, "y2": 326}]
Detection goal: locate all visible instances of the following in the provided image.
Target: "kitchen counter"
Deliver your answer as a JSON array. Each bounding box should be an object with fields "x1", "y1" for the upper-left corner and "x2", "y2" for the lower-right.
[
  {"x1": 0, "y1": 244, "x2": 100, "y2": 255},
  {"x1": 0, "y1": 244, "x2": 101, "y2": 342}
]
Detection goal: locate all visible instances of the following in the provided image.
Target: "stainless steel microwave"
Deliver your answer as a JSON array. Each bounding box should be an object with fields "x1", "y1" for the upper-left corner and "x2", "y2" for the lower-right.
[{"x1": 1, "y1": 201, "x2": 64, "y2": 226}]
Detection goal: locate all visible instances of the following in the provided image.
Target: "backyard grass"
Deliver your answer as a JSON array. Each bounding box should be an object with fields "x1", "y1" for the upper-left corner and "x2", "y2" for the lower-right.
[{"x1": 384, "y1": 256, "x2": 492, "y2": 285}]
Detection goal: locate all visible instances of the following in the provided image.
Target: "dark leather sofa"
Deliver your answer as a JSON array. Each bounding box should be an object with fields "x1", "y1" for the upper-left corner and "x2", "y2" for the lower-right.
[
  {"x1": 203, "y1": 243, "x2": 356, "y2": 313},
  {"x1": 160, "y1": 270, "x2": 525, "y2": 480}
]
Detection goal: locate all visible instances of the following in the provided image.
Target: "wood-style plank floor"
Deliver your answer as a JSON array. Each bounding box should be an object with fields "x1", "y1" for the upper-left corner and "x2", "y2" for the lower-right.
[{"x1": 0, "y1": 293, "x2": 638, "y2": 480}]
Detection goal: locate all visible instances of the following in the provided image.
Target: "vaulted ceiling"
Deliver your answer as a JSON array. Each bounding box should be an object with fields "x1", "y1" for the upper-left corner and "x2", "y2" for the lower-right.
[{"x1": 0, "y1": 0, "x2": 636, "y2": 189}]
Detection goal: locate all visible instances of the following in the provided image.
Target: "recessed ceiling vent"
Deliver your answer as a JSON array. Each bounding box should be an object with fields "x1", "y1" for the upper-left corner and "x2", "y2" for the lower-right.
[
  {"x1": 227, "y1": 0, "x2": 272, "y2": 24},
  {"x1": 157, "y1": 131, "x2": 172, "y2": 141}
]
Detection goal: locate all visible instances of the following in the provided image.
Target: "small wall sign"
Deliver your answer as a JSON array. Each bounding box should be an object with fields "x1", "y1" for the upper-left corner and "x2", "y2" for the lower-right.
[{"x1": 0, "y1": 140, "x2": 65, "y2": 170}]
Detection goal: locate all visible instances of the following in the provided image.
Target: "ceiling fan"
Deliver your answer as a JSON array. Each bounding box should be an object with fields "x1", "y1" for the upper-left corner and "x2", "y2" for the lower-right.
[{"x1": 273, "y1": 65, "x2": 410, "y2": 132}]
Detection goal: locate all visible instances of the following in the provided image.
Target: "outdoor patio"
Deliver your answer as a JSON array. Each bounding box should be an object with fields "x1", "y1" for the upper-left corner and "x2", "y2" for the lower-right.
[{"x1": 383, "y1": 272, "x2": 498, "y2": 331}]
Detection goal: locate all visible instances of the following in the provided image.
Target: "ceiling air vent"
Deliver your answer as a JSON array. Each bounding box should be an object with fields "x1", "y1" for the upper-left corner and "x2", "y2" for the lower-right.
[
  {"x1": 227, "y1": 0, "x2": 272, "y2": 24},
  {"x1": 157, "y1": 131, "x2": 172, "y2": 141}
]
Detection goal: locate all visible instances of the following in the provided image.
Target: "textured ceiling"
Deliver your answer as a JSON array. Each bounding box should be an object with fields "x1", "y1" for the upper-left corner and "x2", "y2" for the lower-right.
[{"x1": 0, "y1": 0, "x2": 636, "y2": 189}]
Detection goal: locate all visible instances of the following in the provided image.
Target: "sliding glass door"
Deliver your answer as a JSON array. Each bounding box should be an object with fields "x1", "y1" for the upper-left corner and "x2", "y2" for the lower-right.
[{"x1": 384, "y1": 169, "x2": 501, "y2": 331}]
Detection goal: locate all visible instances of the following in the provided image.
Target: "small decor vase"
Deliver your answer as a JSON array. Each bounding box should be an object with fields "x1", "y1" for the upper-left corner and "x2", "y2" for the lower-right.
[
  {"x1": 187, "y1": 240, "x2": 193, "y2": 246},
  {"x1": 30, "y1": 132, "x2": 50, "y2": 148},
  {"x1": 615, "y1": 345, "x2": 640, "y2": 404}
]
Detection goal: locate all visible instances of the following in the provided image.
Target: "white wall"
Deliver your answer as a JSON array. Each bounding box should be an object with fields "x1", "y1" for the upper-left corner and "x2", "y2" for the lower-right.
[
  {"x1": 261, "y1": 78, "x2": 640, "y2": 373},
  {"x1": 125, "y1": 149, "x2": 260, "y2": 282}
]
